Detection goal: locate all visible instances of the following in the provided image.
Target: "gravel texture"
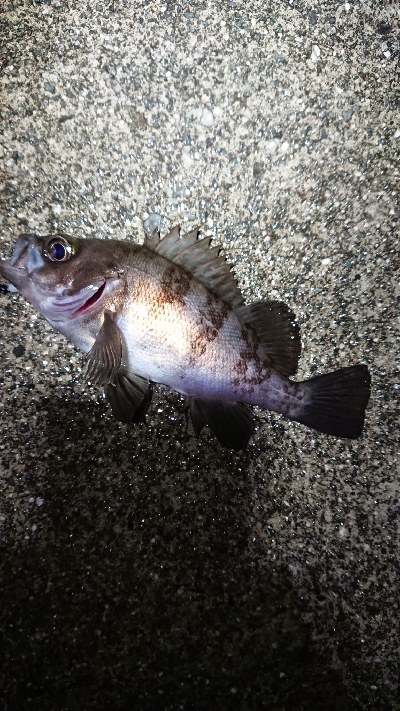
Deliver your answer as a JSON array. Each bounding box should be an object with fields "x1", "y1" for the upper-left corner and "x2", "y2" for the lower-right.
[{"x1": 0, "y1": 2, "x2": 399, "y2": 710}]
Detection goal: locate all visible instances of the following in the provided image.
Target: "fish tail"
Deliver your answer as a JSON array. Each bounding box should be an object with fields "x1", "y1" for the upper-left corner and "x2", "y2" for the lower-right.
[{"x1": 290, "y1": 364, "x2": 371, "y2": 438}]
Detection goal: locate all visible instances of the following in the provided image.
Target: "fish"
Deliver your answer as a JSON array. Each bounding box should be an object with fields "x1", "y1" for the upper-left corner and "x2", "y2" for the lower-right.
[{"x1": 0, "y1": 227, "x2": 371, "y2": 449}]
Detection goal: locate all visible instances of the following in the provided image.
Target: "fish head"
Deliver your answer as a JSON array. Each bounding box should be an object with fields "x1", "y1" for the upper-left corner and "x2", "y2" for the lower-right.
[{"x1": 0, "y1": 233, "x2": 128, "y2": 347}]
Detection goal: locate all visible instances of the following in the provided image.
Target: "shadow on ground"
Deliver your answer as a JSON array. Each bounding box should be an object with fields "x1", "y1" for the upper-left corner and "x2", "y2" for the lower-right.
[{"x1": 0, "y1": 391, "x2": 360, "y2": 711}]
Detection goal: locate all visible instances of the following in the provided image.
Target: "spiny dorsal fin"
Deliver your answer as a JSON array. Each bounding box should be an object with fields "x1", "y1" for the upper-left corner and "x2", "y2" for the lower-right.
[
  {"x1": 237, "y1": 300, "x2": 301, "y2": 377},
  {"x1": 144, "y1": 224, "x2": 244, "y2": 310},
  {"x1": 144, "y1": 227, "x2": 162, "y2": 250}
]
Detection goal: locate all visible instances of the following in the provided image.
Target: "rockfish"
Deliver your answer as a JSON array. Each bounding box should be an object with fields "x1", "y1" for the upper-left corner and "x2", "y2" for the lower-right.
[{"x1": 0, "y1": 227, "x2": 371, "y2": 449}]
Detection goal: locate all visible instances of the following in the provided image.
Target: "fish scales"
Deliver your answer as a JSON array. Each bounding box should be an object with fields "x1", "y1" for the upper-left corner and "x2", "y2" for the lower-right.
[
  {"x1": 118, "y1": 246, "x2": 266, "y2": 399},
  {"x1": 0, "y1": 227, "x2": 371, "y2": 449}
]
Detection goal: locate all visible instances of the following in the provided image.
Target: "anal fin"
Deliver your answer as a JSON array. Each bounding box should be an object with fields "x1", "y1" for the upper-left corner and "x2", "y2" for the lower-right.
[{"x1": 188, "y1": 397, "x2": 255, "y2": 450}]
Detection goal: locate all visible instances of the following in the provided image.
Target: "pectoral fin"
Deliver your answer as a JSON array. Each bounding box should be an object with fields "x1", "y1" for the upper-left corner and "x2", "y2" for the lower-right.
[
  {"x1": 86, "y1": 310, "x2": 122, "y2": 386},
  {"x1": 86, "y1": 312, "x2": 152, "y2": 424},
  {"x1": 188, "y1": 397, "x2": 255, "y2": 450},
  {"x1": 106, "y1": 369, "x2": 152, "y2": 423}
]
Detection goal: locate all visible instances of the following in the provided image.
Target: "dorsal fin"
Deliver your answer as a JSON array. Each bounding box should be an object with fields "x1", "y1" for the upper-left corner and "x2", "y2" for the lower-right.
[
  {"x1": 144, "y1": 224, "x2": 244, "y2": 310},
  {"x1": 237, "y1": 300, "x2": 301, "y2": 377},
  {"x1": 144, "y1": 227, "x2": 162, "y2": 250}
]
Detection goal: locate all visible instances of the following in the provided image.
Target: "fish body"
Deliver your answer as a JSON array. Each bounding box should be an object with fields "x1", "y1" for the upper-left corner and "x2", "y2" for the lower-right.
[
  {"x1": 112, "y1": 248, "x2": 294, "y2": 408},
  {"x1": 0, "y1": 227, "x2": 371, "y2": 449}
]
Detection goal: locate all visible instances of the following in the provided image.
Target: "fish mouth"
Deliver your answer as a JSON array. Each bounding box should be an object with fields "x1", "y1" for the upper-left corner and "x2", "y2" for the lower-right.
[
  {"x1": 72, "y1": 281, "x2": 106, "y2": 316},
  {"x1": 0, "y1": 260, "x2": 30, "y2": 291},
  {"x1": 45, "y1": 280, "x2": 107, "y2": 322},
  {"x1": 0, "y1": 235, "x2": 45, "y2": 290}
]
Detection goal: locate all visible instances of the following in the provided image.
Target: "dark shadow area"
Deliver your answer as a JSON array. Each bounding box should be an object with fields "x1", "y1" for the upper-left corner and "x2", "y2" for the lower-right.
[{"x1": 0, "y1": 391, "x2": 383, "y2": 711}]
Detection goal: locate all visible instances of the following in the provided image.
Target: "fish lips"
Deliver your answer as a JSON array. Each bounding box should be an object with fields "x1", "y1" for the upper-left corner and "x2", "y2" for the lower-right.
[
  {"x1": 46, "y1": 281, "x2": 107, "y2": 321},
  {"x1": 0, "y1": 257, "x2": 109, "y2": 322},
  {"x1": 0, "y1": 259, "x2": 31, "y2": 292},
  {"x1": 0, "y1": 234, "x2": 45, "y2": 291}
]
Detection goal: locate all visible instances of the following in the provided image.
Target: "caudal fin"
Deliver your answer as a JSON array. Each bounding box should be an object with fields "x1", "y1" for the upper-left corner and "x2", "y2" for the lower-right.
[{"x1": 294, "y1": 364, "x2": 371, "y2": 438}]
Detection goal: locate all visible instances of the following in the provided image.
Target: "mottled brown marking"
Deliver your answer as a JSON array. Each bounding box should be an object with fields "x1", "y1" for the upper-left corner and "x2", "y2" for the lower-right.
[
  {"x1": 233, "y1": 325, "x2": 265, "y2": 388},
  {"x1": 247, "y1": 372, "x2": 263, "y2": 387},
  {"x1": 155, "y1": 284, "x2": 175, "y2": 309},
  {"x1": 233, "y1": 357, "x2": 248, "y2": 380},
  {"x1": 142, "y1": 281, "x2": 173, "y2": 319},
  {"x1": 145, "y1": 263, "x2": 192, "y2": 316},
  {"x1": 188, "y1": 317, "x2": 219, "y2": 366},
  {"x1": 205, "y1": 292, "x2": 230, "y2": 330},
  {"x1": 189, "y1": 333, "x2": 208, "y2": 362},
  {"x1": 239, "y1": 326, "x2": 258, "y2": 362},
  {"x1": 161, "y1": 264, "x2": 191, "y2": 299}
]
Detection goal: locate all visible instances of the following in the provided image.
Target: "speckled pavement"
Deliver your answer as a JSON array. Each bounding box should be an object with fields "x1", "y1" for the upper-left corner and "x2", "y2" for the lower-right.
[{"x1": 0, "y1": 2, "x2": 398, "y2": 710}]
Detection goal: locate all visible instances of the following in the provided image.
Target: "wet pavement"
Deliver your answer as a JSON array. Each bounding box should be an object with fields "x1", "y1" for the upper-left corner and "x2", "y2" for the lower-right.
[{"x1": 0, "y1": 2, "x2": 398, "y2": 710}]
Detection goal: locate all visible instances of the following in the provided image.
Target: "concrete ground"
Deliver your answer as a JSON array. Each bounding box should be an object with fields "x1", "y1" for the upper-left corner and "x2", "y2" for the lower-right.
[{"x1": 0, "y1": 1, "x2": 398, "y2": 710}]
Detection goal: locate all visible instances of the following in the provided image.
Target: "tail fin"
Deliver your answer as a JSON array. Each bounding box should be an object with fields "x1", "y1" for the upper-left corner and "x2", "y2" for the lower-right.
[{"x1": 294, "y1": 365, "x2": 371, "y2": 438}]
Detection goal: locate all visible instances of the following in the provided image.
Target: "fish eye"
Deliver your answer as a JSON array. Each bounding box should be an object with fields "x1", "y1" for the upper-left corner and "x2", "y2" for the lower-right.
[{"x1": 44, "y1": 235, "x2": 78, "y2": 262}]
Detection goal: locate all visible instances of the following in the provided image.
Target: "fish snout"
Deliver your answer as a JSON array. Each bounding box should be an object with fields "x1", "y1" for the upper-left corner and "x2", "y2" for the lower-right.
[
  {"x1": 9, "y1": 234, "x2": 33, "y2": 266},
  {"x1": 9, "y1": 234, "x2": 45, "y2": 273},
  {"x1": 0, "y1": 234, "x2": 44, "y2": 291},
  {"x1": 0, "y1": 257, "x2": 29, "y2": 292}
]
